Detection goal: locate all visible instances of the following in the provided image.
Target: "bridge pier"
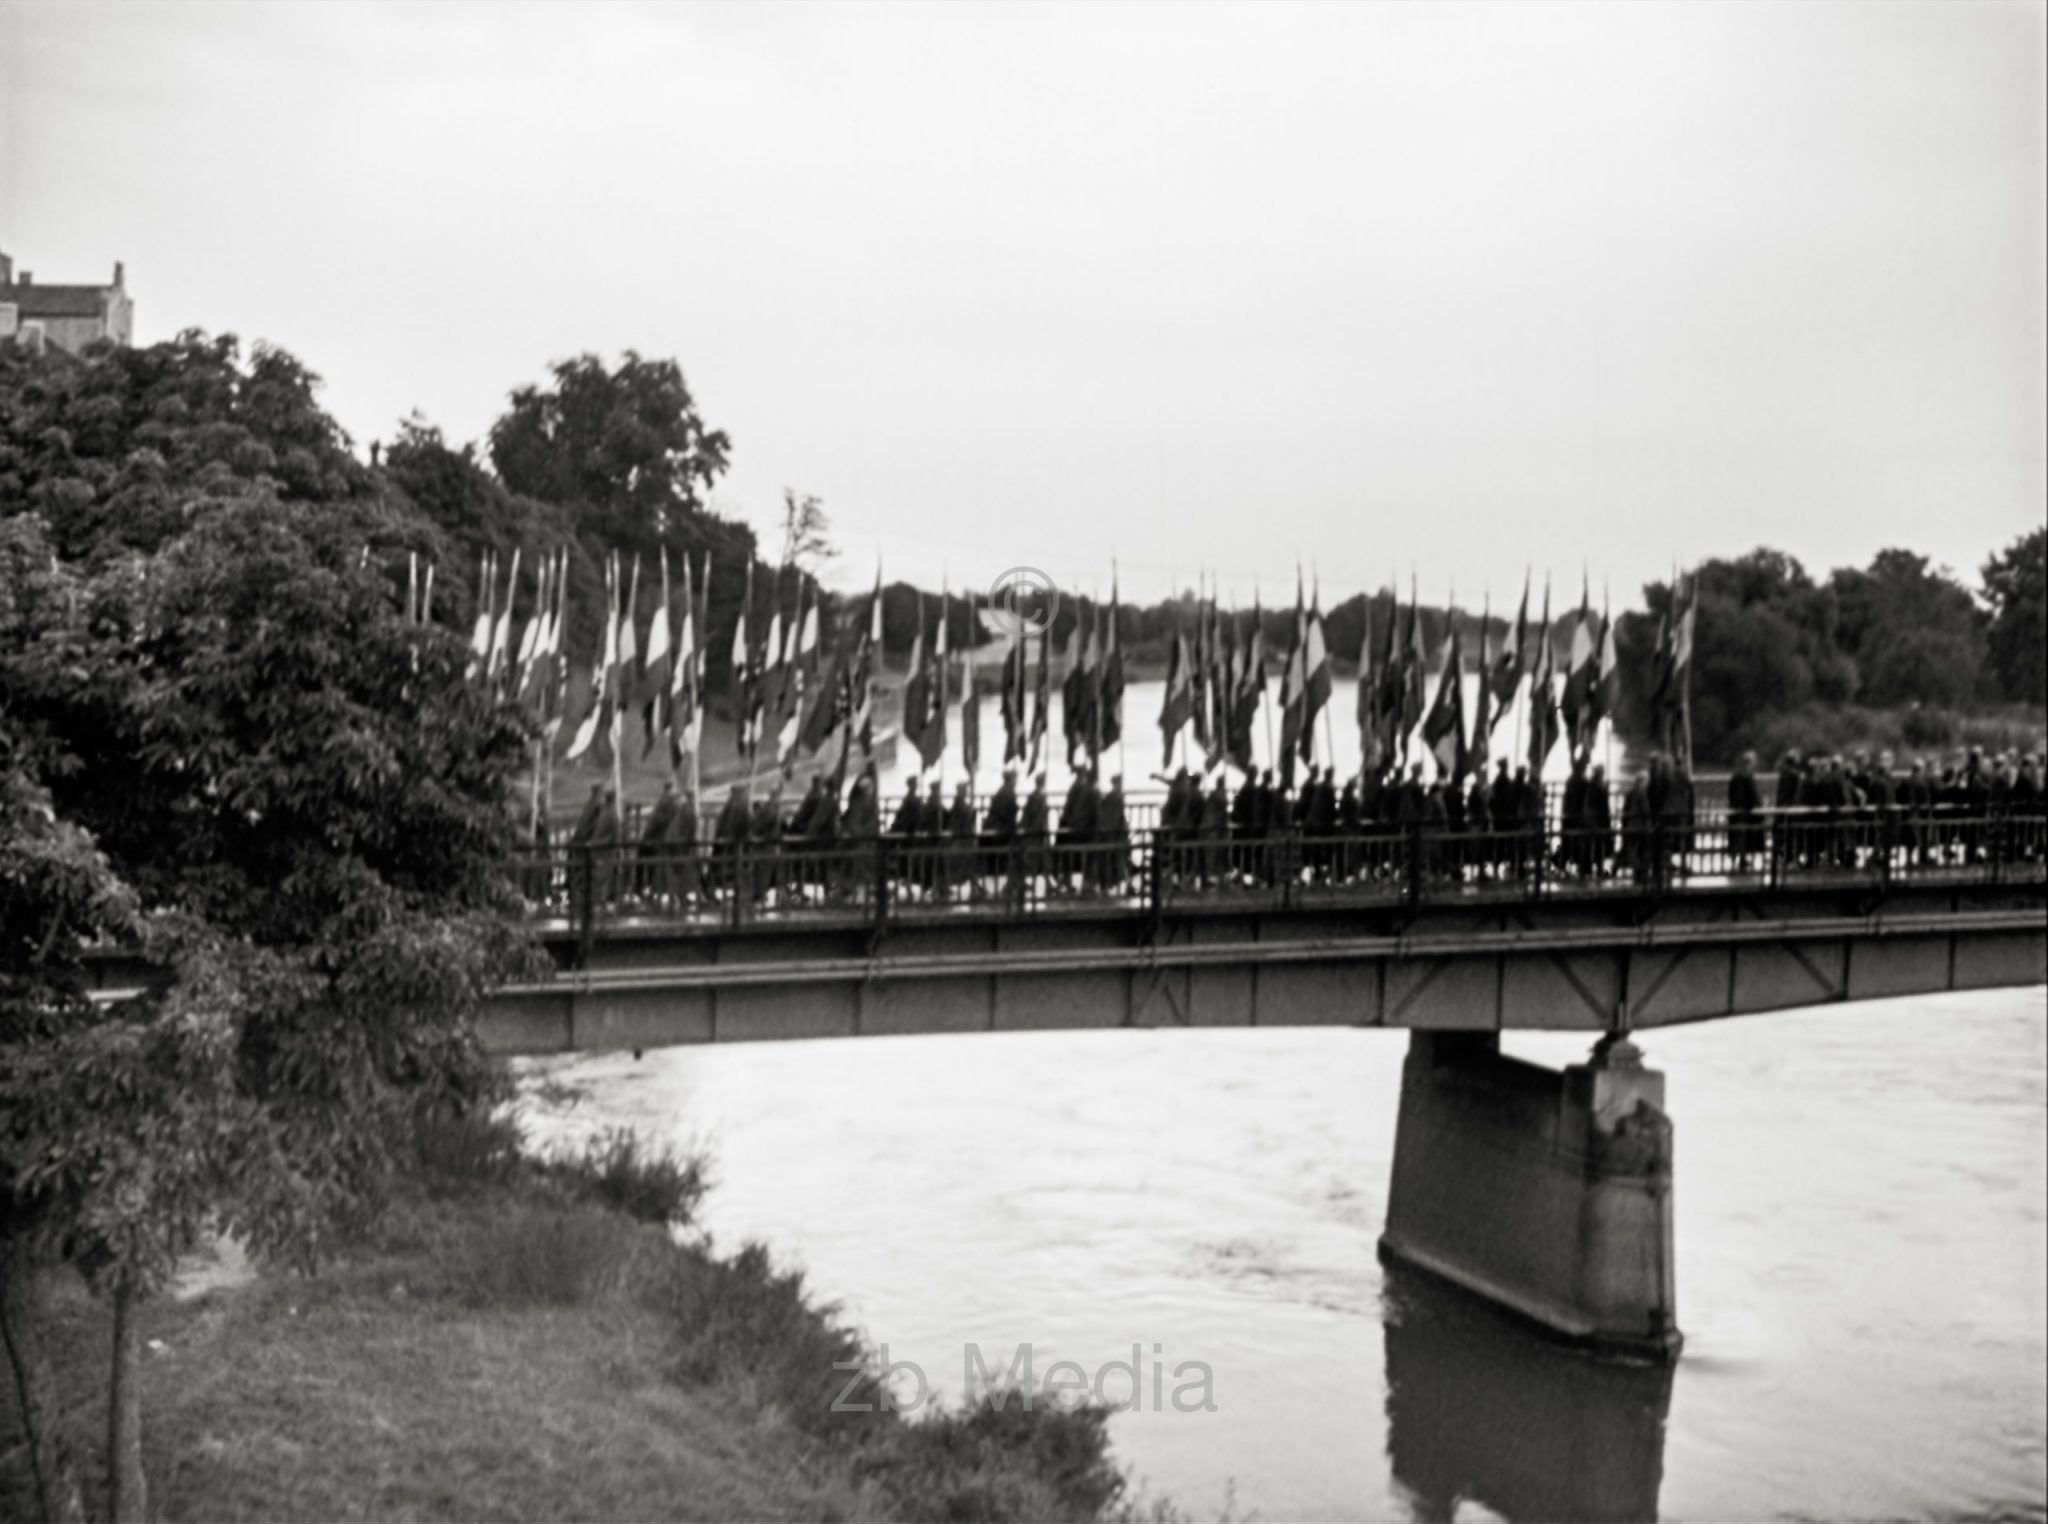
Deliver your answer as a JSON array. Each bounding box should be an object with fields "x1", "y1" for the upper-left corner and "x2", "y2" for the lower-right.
[{"x1": 1379, "y1": 1030, "x2": 1681, "y2": 1362}]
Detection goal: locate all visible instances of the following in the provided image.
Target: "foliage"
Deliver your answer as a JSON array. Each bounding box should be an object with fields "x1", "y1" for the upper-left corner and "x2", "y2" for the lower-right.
[
  {"x1": 0, "y1": 334, "x2": 535, "y2": 1521},
  {"x1": 547, "y1": 1128, "x2": 711, "y2": 1230},
  {"x1": 1982, "y1": 527, "x2": 2046, "y2": 706}
]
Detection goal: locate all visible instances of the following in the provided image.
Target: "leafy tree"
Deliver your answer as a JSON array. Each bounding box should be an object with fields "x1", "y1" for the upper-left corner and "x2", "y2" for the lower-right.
[
  {"x1": 487, "y1": 351, "x2": 732, "y2": 555},
  {"x1": 1981, "y1": 527, "x2": 2046, "y2": 705},
  {"x1": 1, "y1": 337, "x2": 532, "y2": 1523},
  {"x1": 1828, "y1": 549, "x2": 1986, "y2": 707}
]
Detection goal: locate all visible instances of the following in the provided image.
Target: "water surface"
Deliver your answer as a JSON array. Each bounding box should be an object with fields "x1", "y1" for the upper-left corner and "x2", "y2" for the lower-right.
[{"x1": 521, "y1": 990, "x2": 2046, "y2": 1522}]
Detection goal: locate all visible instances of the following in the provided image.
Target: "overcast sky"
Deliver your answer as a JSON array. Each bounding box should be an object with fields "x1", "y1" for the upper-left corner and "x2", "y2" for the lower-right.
[{"x1": 3, "y1": 0, "x2": 2042, "y2": 607}]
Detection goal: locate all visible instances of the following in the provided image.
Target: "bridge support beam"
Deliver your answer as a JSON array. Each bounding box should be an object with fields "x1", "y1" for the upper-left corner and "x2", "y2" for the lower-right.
[{"x1": 1379, "y1": 1030, "x2": 1681, "y2": 1362}]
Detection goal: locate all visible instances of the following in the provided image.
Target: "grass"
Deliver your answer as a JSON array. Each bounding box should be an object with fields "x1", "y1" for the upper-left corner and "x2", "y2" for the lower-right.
[{"x1": 1, "y1": 1111, "x2": 1143, "y2": 1524}]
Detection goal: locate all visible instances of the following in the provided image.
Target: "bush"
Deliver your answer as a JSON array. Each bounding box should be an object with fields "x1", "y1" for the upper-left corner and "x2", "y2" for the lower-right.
[
  {"x1": 548, "y1": 1127, "x2": 711, "y2": 1229},
  {"x1": 456, "y1": 1198, "x2": 658, "y2": 1306},
  {"x1": 658, "y1": 1240, "x2": 894, "y2": 1444},
  {"x1": 411, "y1": 1104, "x2": 526, "y2": 1186},
  {"x1": 862, "y1": 1390, "x2": 1128, "y2": 1524}
]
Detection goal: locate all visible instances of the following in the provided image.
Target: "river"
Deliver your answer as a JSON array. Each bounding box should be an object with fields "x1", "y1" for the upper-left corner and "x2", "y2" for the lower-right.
[{"x1": 518, "y1": 989, "x2": 2046, "y2": 1523}]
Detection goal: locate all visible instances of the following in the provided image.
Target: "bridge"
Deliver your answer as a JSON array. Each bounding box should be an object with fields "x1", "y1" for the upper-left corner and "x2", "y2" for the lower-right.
[{"x1": 479, "y1": 803, "x2": 2045, "y2": 1361}]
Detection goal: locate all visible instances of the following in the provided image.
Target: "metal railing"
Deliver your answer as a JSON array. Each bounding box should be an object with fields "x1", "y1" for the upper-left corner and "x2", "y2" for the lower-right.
[{"x1": 509, "y1": 804, "x2": 2046, "y2": 959}]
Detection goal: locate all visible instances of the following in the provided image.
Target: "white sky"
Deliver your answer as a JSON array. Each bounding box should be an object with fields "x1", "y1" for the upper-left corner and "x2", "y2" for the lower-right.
[{"x1": 3, "y1": 0, "x2": 2042, "y2": 606}]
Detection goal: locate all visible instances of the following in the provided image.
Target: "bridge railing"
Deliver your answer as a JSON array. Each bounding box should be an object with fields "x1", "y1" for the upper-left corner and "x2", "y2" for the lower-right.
[{"x1": 508, "y1": 802, "x2": 2046, "y2": 952}]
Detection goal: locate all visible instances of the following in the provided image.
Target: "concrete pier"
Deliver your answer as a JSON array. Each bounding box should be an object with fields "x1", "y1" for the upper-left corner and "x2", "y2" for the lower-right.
[{"x1": 1379, "y1": 1030, "x2": 1681, "y2": 1361}]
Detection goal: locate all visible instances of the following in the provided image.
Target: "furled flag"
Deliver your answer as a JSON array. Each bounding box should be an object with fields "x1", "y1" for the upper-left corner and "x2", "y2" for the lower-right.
[
  {"x1": 1527, "y1": 579, "x2": 1560, "y2": 779},
  {"x1": 566, "y1": 553, "x2": 620, "y2": 765},
  {"x1": 1399, "y1": 579, "x2": 1430, "y2": 756},
  {"x1": 617, "y1": 554, "x2": 641, "y2": 732},
  {"x1": 1277, "y1": 574, "x2": 1308, "y2": 781},
  {"x1": 1372, "y1": 583, "x2": 1403, "y2": 769},
  {"x1": 670, "y1": 552, "x2": 702, "y2": 770},
  {"x1": 1301, "y1": 579, "x2": 1331, "y2": 765},
  {"x1": 779, "y1": 582, "x2": 819, "y2": 766},
  {"x1": 960, "y1": 598, "x2": 982, "y2": 780},
  {"x1": 1559, "y1": 576, "x2": 1597, "y2": 755},
  {"x1": 1470, "y1": 593, "x2": 1494, "y2": 777},
  {"x1": 1589, "y1": 588, "x2": 1620, "y2": 747},
  {"x1": 914, "y1": 585, "x2": 949, "y2": 771},
  {"x1": 468, "y1": 550, "x2": 495, "y2": 680},
  {"x1": 641, "y1": 550, "x2": 674, "y2": 759},
  {"x1": 1213, "y1": 600, "x2": 1241, "y2": 772},
  {"x1": 732, "y1": 557, "x2": 756, "y2": 764},
  {"x1": 1490, "y1": 571, "x2": 1528, "y2": 728},
  {"x1": 1356, "y1": 594, "x2": 1380, "y2": 773},
  {"x1": 1190, "y1": 584, "x2": 1213, "y2": 764},
  {"x1": 1098, "y1": 579, "x2": 1125, "y2": 754},
  {"x1": 1060, "y1": 603, "x2": 1092, "y2": 766},
  {"x1": 1159, "y1": 617, "x2": 1193, "y2": 759},
  {"x1": 1421, "y1": 623, "x2": 1467, "y2": 782},
  {"x1": 1658, "y1": 570, "x2": 1699, "y2": 765},
  {"x1": 1027, "y1": 606, "x2": 1052, "y2": 773},
  {"x1": 757, "y1": 581, "x2": 786, "y2": 754},
  {"x1": 901, "y1": 596, "x2": 933, "y2": 771},
  {"x1": 1001, "y1": 626, "x2": 1027, "y2": 764},
  {"x1": 1232, "y1": 596, "x2": 1265, "y2": 772},
  {"x1": 488, "y1": 548, "x2": 521, "y2": 690}
]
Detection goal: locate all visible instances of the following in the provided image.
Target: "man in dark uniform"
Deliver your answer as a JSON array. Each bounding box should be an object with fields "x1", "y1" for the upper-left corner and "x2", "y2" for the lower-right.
[
  {"x1": 1586, "y1": 764, "x2": 1613, "y2": 877},
  {"x1": 567, "y1": 783, "x2": 605, "y2": 915},
  {"x1": 713, "y1": 781, "x2": 751, "y2": 906},
  {"x1": 1727, "y1": 750, "x2": 1763, "y2": 873},
  {"x1": 1200, "y1": 774, "x2": 1231, "y2": 888},
  {"x1": 1465, "y1": 766, "x2": 1493, "y2": 882},
  {"x1": 639, "y1": 781, "x2": 681, "y2": 906},
  {"x1": 1098, "y1": 773, "x2": 1130, "y2": 893},
  {"x1": 1019, "y1": 774, "x2": 1051, "y2": 904},
  {"x1": 590, "y1": 786, "x2": 622, "y2": 909},
  {"x1": 674, "y1": 784, "x2": 702, "y2": 908},
  {"x1": 750, "y1": 779, "x2": 784, "y2": 906}
]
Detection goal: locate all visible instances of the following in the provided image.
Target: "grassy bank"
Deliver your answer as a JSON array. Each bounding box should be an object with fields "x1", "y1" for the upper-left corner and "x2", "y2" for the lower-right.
[{"x1": 1, "y1": 1123, "x2": 1143, "y2": 1524}]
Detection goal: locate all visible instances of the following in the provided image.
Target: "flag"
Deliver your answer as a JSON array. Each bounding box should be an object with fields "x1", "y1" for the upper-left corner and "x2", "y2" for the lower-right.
[
  {"x1": 757, "y1": 586, "x2": 785, "y2": 753},
  {"x1": 1373, "y1": 584, "x2": 1403, "y2": 767},
  {"x1": 1559, "y1": 576, "x2": 1596, "y2": 754},
  {"x1": 1277, "y1": 574, "x2": 1307, "y2": 779},
  {"x1": 1489, "y1": 571, "x2": 1528, "y2": 725},
  {"x1": 960, "y1": 601, "x2": 981, "y2": 779},
  {"x1": 1028, "y1": 613, "x2": 1051, "y2": 772},
  {"x1": 1301, "y1": 579, "x2": 1331, "y2": 763},
  {"x1": 1001, "y1": 629, "x2": 1026, "y2": 763},
  {"x1": 1061, "y1": 604, "x2": 1092, "y2": 765},
  {"x1": 1098, "y1": 578, "x2": 1125, "y2": 753},
  {"x1": 1190, "y1": 586, "x2": 1213, "y2": 763},
  {"x1": 1590, "y1": 591, "x2": 1620, "y2": 742},
  {"x1": 914, "y1": 585, "x2": 948, "y2": 770},
  {"x1": 902, "y1": 597, "x2": 933, "y2": 770},
  {"x1": 468, "y1": 550, "x2": 494, "y2": 679},
  {"x1": 641, "y1": 550, "x2": 673, "y2": 759},
  {"x1": 732, "y1": 558, "x2": 756, "y2": 763},
  {"x1": 1470, "y1": 594, "x2": 1494, "y2": 776},
  {"x1": 488, "y1": 548, "x2": 521, "y2": 688},
  {"x1": 1421, "y1": 624, "x2": 1467, "y2": 781},
  {"x1": 1230, "y1": 600, "x2": 1263, "y2": 773},
  {"x1": 1399, "y1": 580, "x2": 1429, "y2": 752},
  {"x1": 780, "y1": 584, "x2": 819, "y2": 765},
  {"x1": 566, "y1": 553, "x2": 619, "y2": 765},
  {"x1": 1160, "y1": 619, "x2": 1193, "y2": 757},
  {"x1": 670, "y1": 552, "x2": 702, "y2": 769},
  {"x1": 1527, "y1": 580, "x2": 1560, "y2": 779},
  {"x1": 1356, "y1": 595, "x2": 1380, "y2": 772}
]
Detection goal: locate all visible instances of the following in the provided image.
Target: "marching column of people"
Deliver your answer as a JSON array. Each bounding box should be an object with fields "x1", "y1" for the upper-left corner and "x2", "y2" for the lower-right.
[{"x1": 514, "y1": 743, "x2": 2047, "y2": 920}]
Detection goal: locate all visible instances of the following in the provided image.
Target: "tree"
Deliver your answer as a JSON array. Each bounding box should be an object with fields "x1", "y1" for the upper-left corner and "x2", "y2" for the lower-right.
[
  {"x1": 1982, "y1": 527, "x2": 2046, "y2": 705},
  {"x1": 778, "y1": 489, "x2": 837, "y2": 572},
  {"x1": 1829, "y1": 549, "x2": 1986, "y2": 707},
  {"x1": 487, "y1": 352, "x2": 731, "y2": 554},
  {"x1": 1, "y1": 337, "x2": 532, "y2": 1523}
]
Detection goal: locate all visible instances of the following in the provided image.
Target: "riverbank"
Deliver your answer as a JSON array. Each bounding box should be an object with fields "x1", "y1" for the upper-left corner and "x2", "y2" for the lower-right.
[{"x1": 0, "y1": 1119, "x2": 1146, "y2": 1524}]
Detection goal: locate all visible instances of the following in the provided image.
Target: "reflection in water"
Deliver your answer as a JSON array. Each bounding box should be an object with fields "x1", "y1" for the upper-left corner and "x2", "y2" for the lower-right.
[{"x1": 1383, "y1": 1265, "x2": 1673, "y2": 1524}]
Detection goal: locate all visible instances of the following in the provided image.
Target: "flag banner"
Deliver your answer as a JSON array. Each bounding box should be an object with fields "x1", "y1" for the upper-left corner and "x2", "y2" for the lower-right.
[
  {"x1": 960, "y1": 606, "x2": 981, "y2": 779},
  {"x1": 1527, "y1": 581, "x2": 1560, "y2": 778},
  {"x1": 1491, "y1": 572, "x2": 1528, "y2": 717},
  {"x1": 1301, "y1": 583, "x2": 1331, "y2": 762},
  {"x1": 1160, "y1": 622, "x2": 1192, "y2": 755},
  {"x1": 1421, "y1": 625, "x2": 1467, "y2": 781}
]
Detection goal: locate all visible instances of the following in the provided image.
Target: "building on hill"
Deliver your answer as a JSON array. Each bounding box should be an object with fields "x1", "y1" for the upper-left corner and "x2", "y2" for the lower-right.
[{"x1": 0, "y1": 248, "x2": 133, "y2": 354}]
